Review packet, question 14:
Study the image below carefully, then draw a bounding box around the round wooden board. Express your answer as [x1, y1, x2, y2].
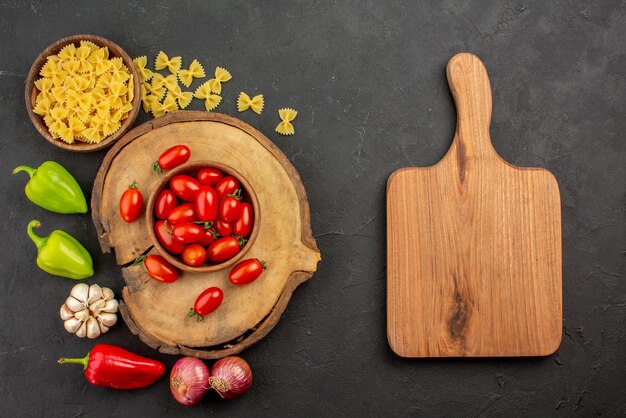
[92, 111, 320, 358]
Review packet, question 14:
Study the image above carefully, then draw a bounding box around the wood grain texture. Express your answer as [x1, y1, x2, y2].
[24, 34, 141, 153]
[387, 53, 562, 357]
[92, 111, 320, 358]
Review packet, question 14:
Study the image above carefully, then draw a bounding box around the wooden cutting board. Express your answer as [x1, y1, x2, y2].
[386, 53, 562, 357]
[92, 111, 320, 359]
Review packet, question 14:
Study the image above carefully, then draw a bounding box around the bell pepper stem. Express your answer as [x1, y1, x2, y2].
[12, 165, 37, 178]
[58, 352, 90, 371]
[27, 220, 47, 249]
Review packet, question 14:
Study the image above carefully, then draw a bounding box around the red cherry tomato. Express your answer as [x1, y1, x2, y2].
[189, 287, 223, 319]
[229, 258, 267, 285]
[215, 176, 240, 199]
[154, 145, 190, 172]
[198, 227, 218, 246]
[170, 175, 201, 201]
[207, 236, 244, 263]
[119, 181, 143, 223]
[195, 186, 219, 222]
[219, 192, 242, 223]
[214, 220, 232, 237]
[172, 223, 205, 243]
[167, 203, 197, 224]
[182, 244, 207, 267]
[155, 189, 177, 220]
[154, 220, 186, 254]
[233, 203, 254, 237]
[143, 254, 179, 283]
[197, 167, 223, 186]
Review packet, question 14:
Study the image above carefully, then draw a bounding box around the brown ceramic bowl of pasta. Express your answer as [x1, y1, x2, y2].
[25, 34, 141, 153]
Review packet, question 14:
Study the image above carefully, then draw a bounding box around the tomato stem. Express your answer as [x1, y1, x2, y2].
[186, 308, 204, 322]
[132, 254, 147, 266]
[164, 220, 174, 236]
[128, 180, 138, 189]
[152, 161, 163, 174]
[236, 236, 247, 248]
[228, 189, 242, 200]
[259, 260, 267, 270]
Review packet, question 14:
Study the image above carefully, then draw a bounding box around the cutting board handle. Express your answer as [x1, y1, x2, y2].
[446, 53, 495, 160]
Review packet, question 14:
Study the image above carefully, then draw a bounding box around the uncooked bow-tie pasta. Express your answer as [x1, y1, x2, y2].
[178, 59, 205, 87]
[133, 56, 154, 82]
[32, 42, 135, 144]
[155, 51, 182, 74]
[275, 108, 297, 135]
[194, 81, 222, 111]
[206, 67, 232, 95]
[237, 92, 264, 114]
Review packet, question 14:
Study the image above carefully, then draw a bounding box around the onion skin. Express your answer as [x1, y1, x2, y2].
[170, 357, 210, 405]
[209, 356, 252, 399]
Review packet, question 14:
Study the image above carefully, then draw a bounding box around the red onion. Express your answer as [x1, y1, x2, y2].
[170, 357, 210, 405]
[209, 356, 252, 398]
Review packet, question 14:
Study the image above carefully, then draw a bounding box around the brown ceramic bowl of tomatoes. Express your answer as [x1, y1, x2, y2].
[146, 160, 260, 273]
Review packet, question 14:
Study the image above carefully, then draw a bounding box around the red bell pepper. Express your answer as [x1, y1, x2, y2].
[58, 344, 165, 389]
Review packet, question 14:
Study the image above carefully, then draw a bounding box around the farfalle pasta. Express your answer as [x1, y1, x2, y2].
[32, 42, 135, 144]
[237, 92, 264, 114]
[194, 81, 222, 111]
[155, 51, 182, 74]
[275, 108, 297, 136]
[133, 56, 154, 82]
[206, 67, 232, 94]
[178, 59, 205, 87]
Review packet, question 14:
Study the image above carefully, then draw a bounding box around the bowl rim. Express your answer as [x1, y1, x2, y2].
[24, 34, 141, 153]
[145, 160, 261, 273]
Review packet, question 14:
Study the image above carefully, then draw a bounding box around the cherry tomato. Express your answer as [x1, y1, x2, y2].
[167, 203, 197, 224]
[143, 254, 179, 283]
[233, 203, 254, 237]
[207, 236, 244, 263]
[215, 176, 240, 199]
[214, 220, 232, 237]
[229, 258, 267, 285]
[119, 181, 143, 223]
[155, 189, 177, 220]
[197, 167, 223, 186]
[189, 286, 224, 320]
[195, 186, 219, 222]
[219, 192, 242, 222]
[170, 175, 201, 201]
[154, 220, 186, 254]
[198, 227, 218, 246]
[172, 223, 205, 243]
[182, 244, 207, 267]
[154, 145, 190, 172]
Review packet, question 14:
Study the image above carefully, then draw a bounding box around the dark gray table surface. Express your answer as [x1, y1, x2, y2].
[1, 1, 624, 416]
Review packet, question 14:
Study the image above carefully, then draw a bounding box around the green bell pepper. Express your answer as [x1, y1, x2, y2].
[27, 220, 94, 280]
[13, 161, 87, 214]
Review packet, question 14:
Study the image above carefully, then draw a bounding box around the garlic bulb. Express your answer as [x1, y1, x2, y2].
[60, 283, 118, 339]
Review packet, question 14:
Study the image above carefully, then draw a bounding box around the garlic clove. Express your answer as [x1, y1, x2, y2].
[87, 284, 103, 305]
[98, 312, 118, 327]
[65, 296, 86, 313]
[97, 317, 110, 334]
[89, 299, 106, 315]
[101, 287, 115, 301]
[75, 321, 87, 338]
[60, 304, 75, 321]
[64, 317, 84, 333]
[74, 308, 91, 321]
[70, 283, 90, 303]
[102, 299, 119, 314]
[86, 317, 100, 339]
